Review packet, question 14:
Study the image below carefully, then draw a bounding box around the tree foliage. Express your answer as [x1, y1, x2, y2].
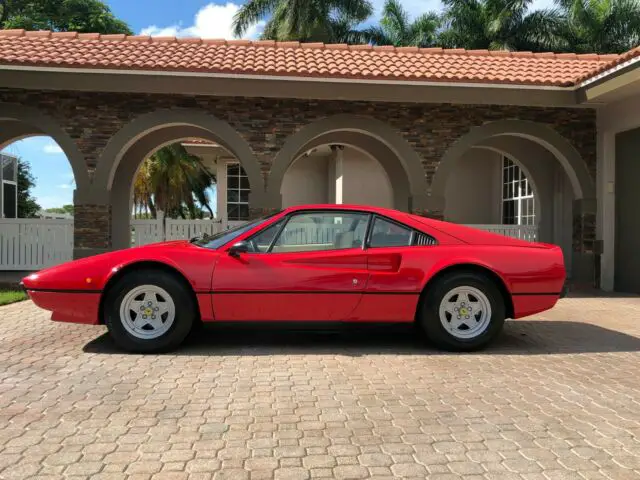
[437, 0, 565, 51]
[0, 0, 132, 34]
[233, 0, 373, 42]
[44, 204, 73, 215]
[232, 0, 640, 53]
[17, 159, 40, 218]
[362, 0, 441, 47]
[133, 143, 216, 220]
[554, 0, 640, 53]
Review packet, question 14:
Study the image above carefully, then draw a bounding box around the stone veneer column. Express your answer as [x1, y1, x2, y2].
[73, 204, 112, 259]
[247, 187, 282, 220]
[571, 198, 597, 287]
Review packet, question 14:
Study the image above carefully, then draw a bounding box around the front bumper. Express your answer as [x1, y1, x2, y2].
[26, 289, 101, 325]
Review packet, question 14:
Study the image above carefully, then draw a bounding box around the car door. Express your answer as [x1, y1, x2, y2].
[211, 210, 371, 321]
[349, 216, 434, 322]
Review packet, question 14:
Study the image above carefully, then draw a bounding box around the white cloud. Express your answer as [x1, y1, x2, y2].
[57, 184, 73, 189]
[43, 143, 63, 155]
[140, 3, 265, 40]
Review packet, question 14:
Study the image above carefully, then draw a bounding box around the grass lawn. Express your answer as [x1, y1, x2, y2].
[0, 290, 28, 306]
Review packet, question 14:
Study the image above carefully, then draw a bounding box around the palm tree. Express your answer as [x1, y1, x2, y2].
[232, 0, 374, 42]
[361, 0, 441, 47]
[132, 143, 216, 220]
[438, 0, 564, 52]
[133, 160, 156, 219]
[554, 0, 640, 54]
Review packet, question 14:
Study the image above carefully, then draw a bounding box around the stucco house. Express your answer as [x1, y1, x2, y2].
[0, 30, 639, 293]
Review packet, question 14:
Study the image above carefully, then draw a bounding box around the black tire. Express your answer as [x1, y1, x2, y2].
[103, 269, 196, 353]
[418, 271, 505, 352]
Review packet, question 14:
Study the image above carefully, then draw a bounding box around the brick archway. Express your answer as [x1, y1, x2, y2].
[93, 109, 264, 196]
[0, 103, 91, 196]
[431, 119, 597, 282]
[266, 114, 430, 212]
[92, 109, 266, 250]
[430, 119, 596, 205]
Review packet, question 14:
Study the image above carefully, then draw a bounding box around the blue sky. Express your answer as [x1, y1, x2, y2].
[1, 0, 553, 210]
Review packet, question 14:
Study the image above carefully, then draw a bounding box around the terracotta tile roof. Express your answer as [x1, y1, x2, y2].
[575, 46, 640, 83]
[0, 29, 625, 87]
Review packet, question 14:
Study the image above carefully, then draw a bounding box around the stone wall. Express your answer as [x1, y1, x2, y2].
[0, 89, 597, 182]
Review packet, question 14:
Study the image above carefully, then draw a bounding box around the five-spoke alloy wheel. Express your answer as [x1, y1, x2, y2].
[419, 271, 505, 351]
[438, 286, 492, 340]
[119, 285, 176, 340]
[104, 269, 196, 353]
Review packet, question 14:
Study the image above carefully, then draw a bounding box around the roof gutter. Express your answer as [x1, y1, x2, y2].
[0, 64, 574, 91]
[0, 64, 582, 107]
[579, 55, 640, 101]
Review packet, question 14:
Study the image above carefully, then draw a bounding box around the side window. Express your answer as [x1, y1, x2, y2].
[271, 212, 370, 253]
[248, 219, 285, 252]
[369, 217, 413, 248]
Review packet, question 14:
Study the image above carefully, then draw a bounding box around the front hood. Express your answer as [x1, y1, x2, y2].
[131, 240, 192, 249]
[21, 240, 215, 293]
[25, 240, 194, 279]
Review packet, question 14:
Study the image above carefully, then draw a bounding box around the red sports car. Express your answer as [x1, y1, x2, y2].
[21, 204, 566, 353]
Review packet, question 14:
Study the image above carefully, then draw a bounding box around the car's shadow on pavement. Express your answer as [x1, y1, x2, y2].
[83, 320, 640, 356]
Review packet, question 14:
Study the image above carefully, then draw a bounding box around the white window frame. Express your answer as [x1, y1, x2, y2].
[501, 157, 536, 226]
[1, 154, 18, 219]
[226, 162, 250, 221]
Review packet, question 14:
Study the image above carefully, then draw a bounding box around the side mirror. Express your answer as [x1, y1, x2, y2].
[228, 241, 249, 257]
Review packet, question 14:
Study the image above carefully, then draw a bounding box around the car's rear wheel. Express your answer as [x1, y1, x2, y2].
[104, 269, 195, 353]
[418, 271, 505, 351]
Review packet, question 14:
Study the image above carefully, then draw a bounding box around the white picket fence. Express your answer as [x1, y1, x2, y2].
[0, 218, 539, 271]
[466, 224, 538, 242]
[0, 219, 74, 271]
[131, 214, 228, 247]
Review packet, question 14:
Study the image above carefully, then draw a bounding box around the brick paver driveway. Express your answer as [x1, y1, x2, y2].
[1, 297, 640, 480]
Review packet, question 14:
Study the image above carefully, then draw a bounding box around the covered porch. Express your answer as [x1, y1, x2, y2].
[0, 30, 607, 286]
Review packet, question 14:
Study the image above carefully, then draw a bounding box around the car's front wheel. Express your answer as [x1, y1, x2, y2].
[418, 271, 505, 351]
[103, 269, 195, 353]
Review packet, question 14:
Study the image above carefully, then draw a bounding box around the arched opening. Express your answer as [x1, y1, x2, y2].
[268, 115, 429, 212]
[281, 138, 396, 210]
[0, 103, 88, 270]
[98, 111, 264, 250]
[443, 148, 541, 227]
[432, 120, 596, 280]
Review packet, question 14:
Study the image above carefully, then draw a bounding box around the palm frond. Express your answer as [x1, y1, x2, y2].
[380, 0, 410, 43]
[515, 8, 568, 51]
[360, 24, 391, 45]
[409, 12, 441, 47]
[232, 0, 278, 38]
[331, 0, 374, 22]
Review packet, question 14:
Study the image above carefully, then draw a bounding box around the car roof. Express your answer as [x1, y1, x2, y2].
[283, 204, 400, 216]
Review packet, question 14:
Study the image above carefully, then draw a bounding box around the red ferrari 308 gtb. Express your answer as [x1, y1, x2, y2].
[21, 204, 566, 353]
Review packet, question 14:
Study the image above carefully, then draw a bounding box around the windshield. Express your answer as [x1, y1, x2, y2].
[191, 212, 281, 250]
